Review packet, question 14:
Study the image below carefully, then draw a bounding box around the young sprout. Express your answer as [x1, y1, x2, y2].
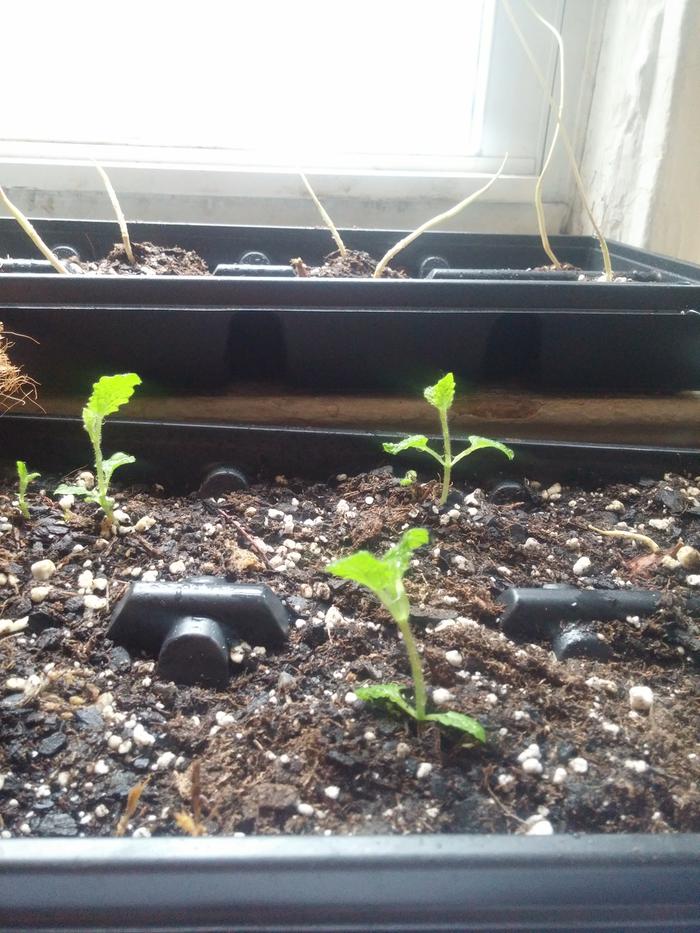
[16, 460, 40, 520]
[383, 373, 514, 506]
[399, 469, 417, 487]
[55, 373, 141, 526]
[326, 528, 485, 742]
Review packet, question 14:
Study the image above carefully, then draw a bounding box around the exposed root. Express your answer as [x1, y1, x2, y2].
[587, 524, 660, 553]
[0, 323, 41, 413]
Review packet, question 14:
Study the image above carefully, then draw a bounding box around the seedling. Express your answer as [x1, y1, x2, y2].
[326, 528, 485, 742]
[16, 460, 40, 520]
[399, 469, 417, 487]
[0, 186, 67, 274]
[55, 373, 141, 525]
[383, 373, 514, 506]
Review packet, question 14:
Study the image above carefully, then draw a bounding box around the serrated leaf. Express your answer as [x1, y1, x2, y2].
[424, 373, 455, 412]
[355, 683, 418, 719]
[466, 436, 515, 460]
[54, 483, 90, 498]
[85, 373, 141, 419]
[102, 452, 135, 484]
[383, 435, 431, 455]
[425, 710, 486, 743]
[326, 550, 394, 593]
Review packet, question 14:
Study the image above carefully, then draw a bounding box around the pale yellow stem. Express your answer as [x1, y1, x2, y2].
[0, 186, 67, 274]
[502, 0, 613, 281]
[588, 525, 660, 553]
[300, 172, 347, 257]
[95, 163, 136, 265]
[373, 152, 509, 279]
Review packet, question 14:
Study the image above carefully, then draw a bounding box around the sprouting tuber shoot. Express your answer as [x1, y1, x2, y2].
[326, 529, 485, 742]
[299, 172, 347, 258]
[55, 373, 141, 525]
[16, 460, 40, 520]
[383, 373, 514, 506]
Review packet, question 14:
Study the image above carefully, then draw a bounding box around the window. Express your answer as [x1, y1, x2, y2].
[0, 1, 603, 226]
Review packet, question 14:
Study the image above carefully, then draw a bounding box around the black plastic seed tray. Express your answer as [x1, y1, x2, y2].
[1, 219, 699, 392]
[0, 418, 699, 931]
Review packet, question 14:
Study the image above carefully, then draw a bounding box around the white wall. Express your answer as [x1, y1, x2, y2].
[568, 0, 700, 264]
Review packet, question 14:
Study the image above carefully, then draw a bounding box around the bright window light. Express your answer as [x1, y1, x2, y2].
[4, 0, 493, 166]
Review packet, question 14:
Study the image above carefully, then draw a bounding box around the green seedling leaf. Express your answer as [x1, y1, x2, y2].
[17, 461, 40, 486]
[424, 372, 455, 412]
[85, 373, 142, 419]
[326, 550, 395, 594]
[102, 452, 135, 484]
[466, 436, 515, 460]
[383, 435, 431, 455]
[383, 527, 429, 578]
[54, 483, 91, 498]
[399, 469, 417, 487]
[356, 683, 418, 719]
[425, 710, 486, 743]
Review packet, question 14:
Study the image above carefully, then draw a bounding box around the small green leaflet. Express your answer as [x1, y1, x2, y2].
[356, 683, 486, 742]
[423, 372, 455, 412]
[85, 373, 142, 419]
[425, 710, 486, 743]
[54, 483, 92, 499]
[399, 469, 417, 487]
[16, 461, 40, 486]
[326, 528, 429, 597]
[102, 452, 135, 484]
[382, 435, 431, 455]
[465, 436, 515, 460]
[355, 683, 417, 718]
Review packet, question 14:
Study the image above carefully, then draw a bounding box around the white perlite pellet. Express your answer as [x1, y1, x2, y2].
[648, 518, 672, 531]
[444, 650, 463, 667]
[521, 758, 543, 776]
[396, 742, 410, 759]
[132, 724, 156, 747]
[93, 760, 109, 775]
[416, 762, 433, 780]
[431, 688, 453, 707]
[134, 516, 156, 533]
[625, 759, 649, 774]
[525, 818, 554, 835]
[297, 802, 315, 816]
[30, 586, 50, 604]
[141, 570, 158, 583]
[569, 757, 588, 774]
[84, 594, 107, 611]
[30, 559, 56, 582]
[573, 556, 592, 577]
[516, 744, 541, 764]
[551, 767, 567, 785]
[169, 560, 186, 575]
[324, 785, 340, 800]
[685, 574, 700, 587]
[155, 752, 176, 770]
[629, 685, 654, 712]
[677, 545, 700, 570]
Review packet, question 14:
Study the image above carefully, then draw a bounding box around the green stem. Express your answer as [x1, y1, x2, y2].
[90, 422, 112, 520]
[438, 407, 452, 506]
[394, 598, 427, 721]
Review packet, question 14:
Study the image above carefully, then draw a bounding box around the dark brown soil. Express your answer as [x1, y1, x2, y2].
[73, 241, 209, 276]
[0, 468, 698, 840]
[291, 249, 406, 278]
